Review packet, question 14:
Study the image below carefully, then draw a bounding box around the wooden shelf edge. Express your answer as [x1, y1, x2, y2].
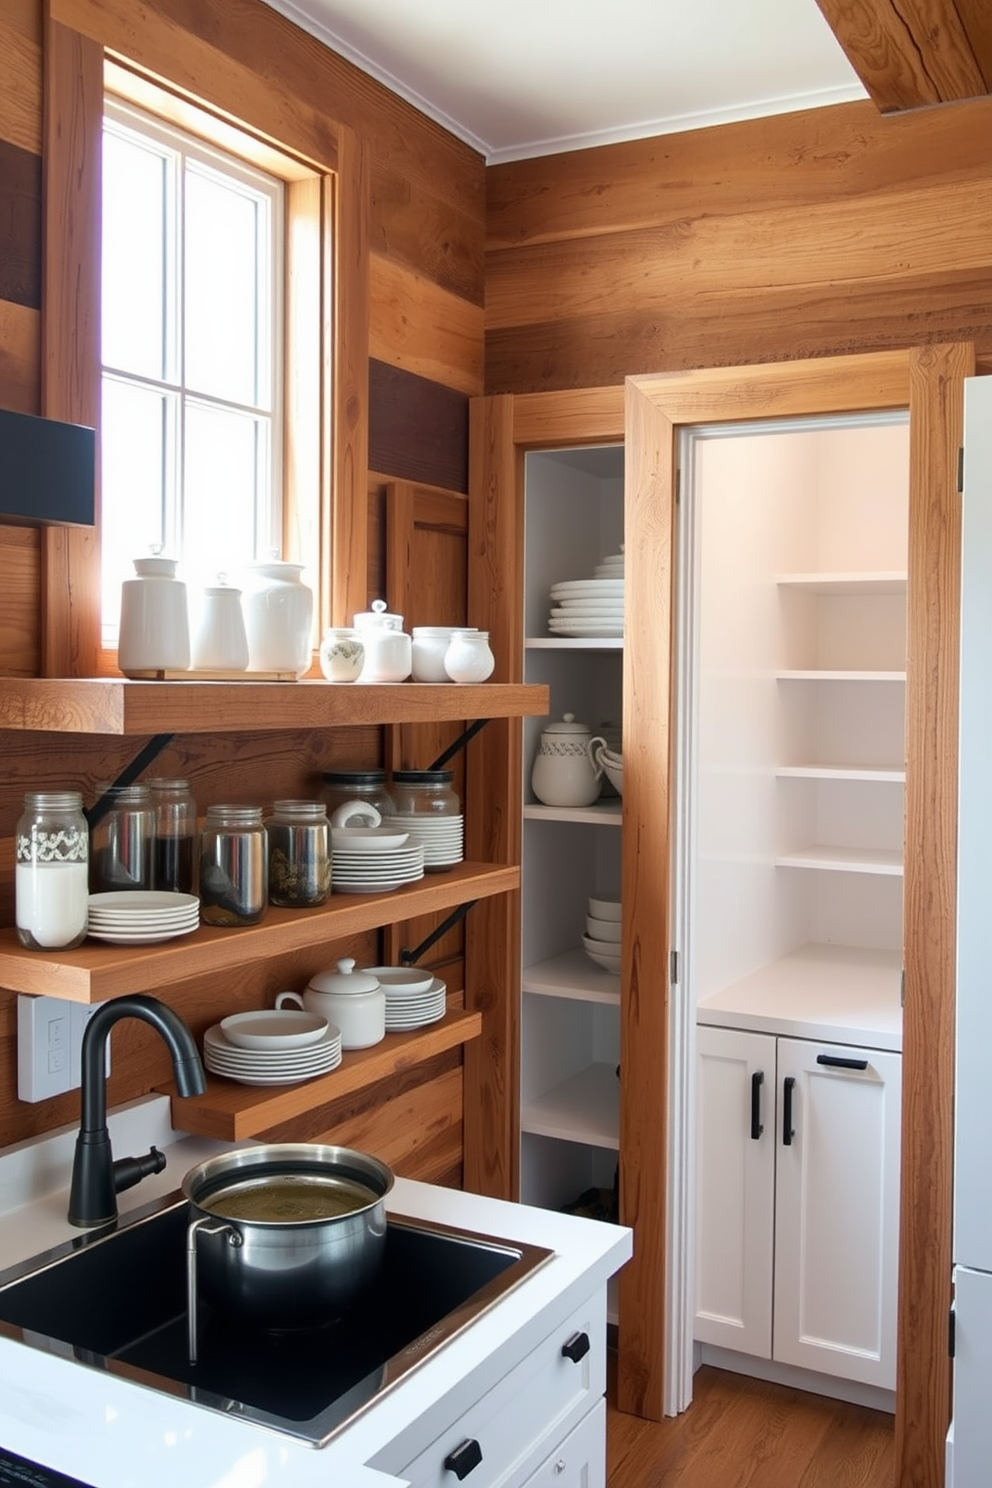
[162, 1004, 483, 1140]
[0, 862, 519, 1003]
[0, 679, 550, 734]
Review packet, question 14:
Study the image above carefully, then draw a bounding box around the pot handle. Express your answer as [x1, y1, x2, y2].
[587, 736, 608, 780]
[187, 1216, 242, 1365]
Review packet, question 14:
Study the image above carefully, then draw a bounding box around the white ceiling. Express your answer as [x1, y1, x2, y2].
[260, 0, 867, 164]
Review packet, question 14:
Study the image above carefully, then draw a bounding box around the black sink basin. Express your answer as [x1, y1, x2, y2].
[0, 1195, 553, 1446]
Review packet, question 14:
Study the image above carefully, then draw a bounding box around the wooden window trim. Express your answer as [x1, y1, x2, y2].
[42, 0, 369, 677]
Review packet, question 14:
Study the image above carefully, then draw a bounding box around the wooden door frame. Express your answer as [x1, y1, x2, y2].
[623, 346, 972, 1488]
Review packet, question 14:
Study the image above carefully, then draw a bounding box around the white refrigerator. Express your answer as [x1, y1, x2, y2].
[951, 373, 992, 1485]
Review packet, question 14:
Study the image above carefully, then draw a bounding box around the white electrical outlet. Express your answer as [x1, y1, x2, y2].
[17, 996, 110, 1103]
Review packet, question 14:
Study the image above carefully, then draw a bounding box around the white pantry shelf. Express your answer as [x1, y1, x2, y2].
[776, 571, 907, 595]
[777, 763, 906, 782]
[523, 948, 621, 1006]
[523, 801, 623, 827]
[521, 1062, 620, 1150]
[775, 845, 903, 876]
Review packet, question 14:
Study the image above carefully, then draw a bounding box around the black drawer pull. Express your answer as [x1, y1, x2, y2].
[561, 1330, 590, 1363]
[783, 1076, 796, 1146]
[444, 1438, 483, 1479]
[816, 1053, 869, 1071]
[750, 1070, 764, 1139]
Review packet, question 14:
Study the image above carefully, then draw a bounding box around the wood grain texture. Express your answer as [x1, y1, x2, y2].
[370, 252, 484, 397]
[370, 159, 483, 306]
[0, 0, 43, 156]
[816, 0, 987, 110]
[330, 123, 370, 628]
[0, 139, 41, 309]
[896, 341, 973, 1488]
[0, 301, 40, 416]
[0, 526, 41, 675]
[369, 360, 470, 493]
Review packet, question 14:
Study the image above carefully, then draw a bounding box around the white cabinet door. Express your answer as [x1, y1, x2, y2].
[773, 1038, 901, 1387]
[520, 1398, 606, 1488]
[694, 1025, 776, 1356]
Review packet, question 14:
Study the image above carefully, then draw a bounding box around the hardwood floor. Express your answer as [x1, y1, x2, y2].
[607, 1362, 895, 1488]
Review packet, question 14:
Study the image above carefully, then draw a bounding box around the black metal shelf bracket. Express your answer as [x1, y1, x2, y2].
[401, 899, 478, 965]
[427, 717, 491, 771]
[84, 732, 175, 829]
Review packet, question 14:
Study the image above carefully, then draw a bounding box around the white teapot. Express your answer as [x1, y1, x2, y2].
[531, 713, 607, 808]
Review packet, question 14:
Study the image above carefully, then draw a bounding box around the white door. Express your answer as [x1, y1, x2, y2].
[773, 1038, 902, 1388]
[694, 1025, 776, 1356]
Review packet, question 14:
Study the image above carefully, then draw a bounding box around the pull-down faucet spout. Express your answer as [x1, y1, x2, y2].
[68, 994, 206, 1228]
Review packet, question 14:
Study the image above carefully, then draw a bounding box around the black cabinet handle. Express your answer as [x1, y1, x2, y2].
[783, 1076, 796, 1146]
[561, 1330, 590, 1363]
[444, 1438, 483, 1480]
[816, 1053, 868, 1071]
[750, 1070, 764, 1139]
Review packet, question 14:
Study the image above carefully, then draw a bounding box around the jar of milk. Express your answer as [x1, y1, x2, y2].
[15, 791, 90, 950]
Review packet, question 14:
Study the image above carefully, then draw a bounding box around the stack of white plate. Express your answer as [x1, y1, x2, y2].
[330, 826, 425, 894]
[548, 548, 625, 638]
[581, 892, 622, 975]
[87, 890, 200, 944]
[381, 814, 464, 870]
[203, 1012, 342, 1086]
[382, 973, 448, 1031]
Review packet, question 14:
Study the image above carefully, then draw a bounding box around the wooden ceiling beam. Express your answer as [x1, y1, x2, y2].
[815, 0, 989, 111]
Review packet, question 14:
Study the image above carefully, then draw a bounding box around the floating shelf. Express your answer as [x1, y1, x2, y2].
[523, 948, 620, 1005]
[525, 638, 623, 652]
[0, 679, 550, 735]
[0, 861, 518, 1003]
[777, 763, 906, 783]
[522, 1062, 620, 1149]
[523, 801, 622, 827]
[775, 845, 903, 876]
[776, 670, 906, 683]
[776, 571, 907, 595]
[161, 1001, 481, 1140]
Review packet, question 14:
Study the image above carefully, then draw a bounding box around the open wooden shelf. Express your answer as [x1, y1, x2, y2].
[0, 679, 550, 735]
[0, 861, 518, 1003]
[161, 1001, 482, 1140]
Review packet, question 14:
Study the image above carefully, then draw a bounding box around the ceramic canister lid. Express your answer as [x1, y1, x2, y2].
[542, 712, 592, 735]
[353, 599, 404, 630]
[308, 956, 381, 996]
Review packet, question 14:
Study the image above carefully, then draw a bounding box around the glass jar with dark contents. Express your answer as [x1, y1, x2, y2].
[146, 777, 197, 894]
[89, 783, 156, 893]
[266, 799, 331, 908]
[199, 804, 267, 926]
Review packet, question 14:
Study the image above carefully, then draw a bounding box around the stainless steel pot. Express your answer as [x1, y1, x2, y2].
[182, 1144, 393, 1345]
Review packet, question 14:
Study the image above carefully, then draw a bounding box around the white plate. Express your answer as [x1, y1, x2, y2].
[548, 623, 624, 637]
[330, 827, 410, 851]
[87, 926, 199, 945]
[88, 891, 199, 913]
[219, 1009, 329, 1050]
[549, 605, 625, 617]
[333, 877, 423, 894]
[205, 1053, 342, 1087]
[88, 910, 200, 928]
[332, 851, 424, 867]
[381, 974, 447, 1001]
[363, 965, 436, 994]
[385, 1006, 446, 1031]
[331, 859, 425, 876]
[550, 579, 625, 596]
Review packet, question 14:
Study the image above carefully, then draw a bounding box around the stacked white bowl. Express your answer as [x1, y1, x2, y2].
[581, 893, 622, 974]
[595, 743, 623, 796]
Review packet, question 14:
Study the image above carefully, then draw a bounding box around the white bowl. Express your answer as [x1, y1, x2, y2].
[330, 826, 409, 851]
[581, 935, 622, 975]
[588, 894, 622, 921]
[220, 1008, 329, 1050]
[362, 964, 436, 994]
[586, 914, 622, 943]
[600, 758, 623, 795]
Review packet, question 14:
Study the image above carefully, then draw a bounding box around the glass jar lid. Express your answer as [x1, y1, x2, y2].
[391, 769, 455, 786]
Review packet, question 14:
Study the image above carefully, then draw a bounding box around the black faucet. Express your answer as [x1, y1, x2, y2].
[68, 994, 207, 1228]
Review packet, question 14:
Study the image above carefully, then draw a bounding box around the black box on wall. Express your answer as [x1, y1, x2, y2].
[0, 407, 95, 527]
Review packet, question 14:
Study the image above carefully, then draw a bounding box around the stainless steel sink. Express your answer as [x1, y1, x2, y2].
[0, 1193, 553, 1446]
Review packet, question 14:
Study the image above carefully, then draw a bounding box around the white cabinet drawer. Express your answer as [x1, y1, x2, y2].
[520, 1397, 606, 1488]
[398, 1299, 605, 1488]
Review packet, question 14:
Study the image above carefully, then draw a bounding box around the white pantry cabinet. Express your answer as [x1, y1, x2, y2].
[695, 1023, 902, 1390]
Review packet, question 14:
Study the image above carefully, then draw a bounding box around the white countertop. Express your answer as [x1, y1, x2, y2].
[696, 943, 903, 1052]
[0, 1098, 631, 1488]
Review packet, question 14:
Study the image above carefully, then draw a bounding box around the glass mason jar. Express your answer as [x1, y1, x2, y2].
[320, 770, 396, 827]
[388, 770, 463, 873]
[199, 805, 268, 926]
[389, 769, 460, 817]
[146, 777, 198, 895]
[89, 783, 156, 894]
[15, 791, 90, 950]
[266, 799, 331, 908]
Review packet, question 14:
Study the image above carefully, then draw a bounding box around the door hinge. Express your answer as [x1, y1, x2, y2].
[958, 445, 965, 494]
[670, 950, 679, 984]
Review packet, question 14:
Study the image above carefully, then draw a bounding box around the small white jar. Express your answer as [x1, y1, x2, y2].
[190, 578, 249, 671]
[278, 958, 385, 1049]
[319, 627, 365, 683]
[444, 629, 495, 683]
[411, 626, 458, 682]
[352, 601, 412, 682]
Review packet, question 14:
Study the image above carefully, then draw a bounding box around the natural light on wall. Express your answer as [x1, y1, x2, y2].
[101, 101, 284, 647]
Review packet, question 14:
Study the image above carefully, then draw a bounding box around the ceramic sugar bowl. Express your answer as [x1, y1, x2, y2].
[530, 713, 608, 808]
[278, 958, 385, 1049]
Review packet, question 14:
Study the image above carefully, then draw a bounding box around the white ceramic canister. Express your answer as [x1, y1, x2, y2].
[319, 627, 365, 683]
[410, 626, 460, 683]
[444, 628, 495, 683]
[277, 958, 385, 1049]
[240, 559, 314, 678]
[352, 600, 412, 682]
[530, 713, 608, 808]
[117, 553, 191, 674]
[190, 577, 249, 671]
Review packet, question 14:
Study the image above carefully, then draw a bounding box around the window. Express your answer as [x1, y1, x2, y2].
[100, 100, 284, 644]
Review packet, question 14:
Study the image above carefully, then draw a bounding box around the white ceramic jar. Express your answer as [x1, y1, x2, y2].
[411, 626, 459, 682]
[240, 560, 313, 678]
[190, 579, 249, 671]
[117, 553, 190, 674]
[278, 958, 385, 1049]
[530, 713, 608, 808]
[444, 628, 495, 683]
[319, 627, 365, 683]
[352, 601, 412, 682]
